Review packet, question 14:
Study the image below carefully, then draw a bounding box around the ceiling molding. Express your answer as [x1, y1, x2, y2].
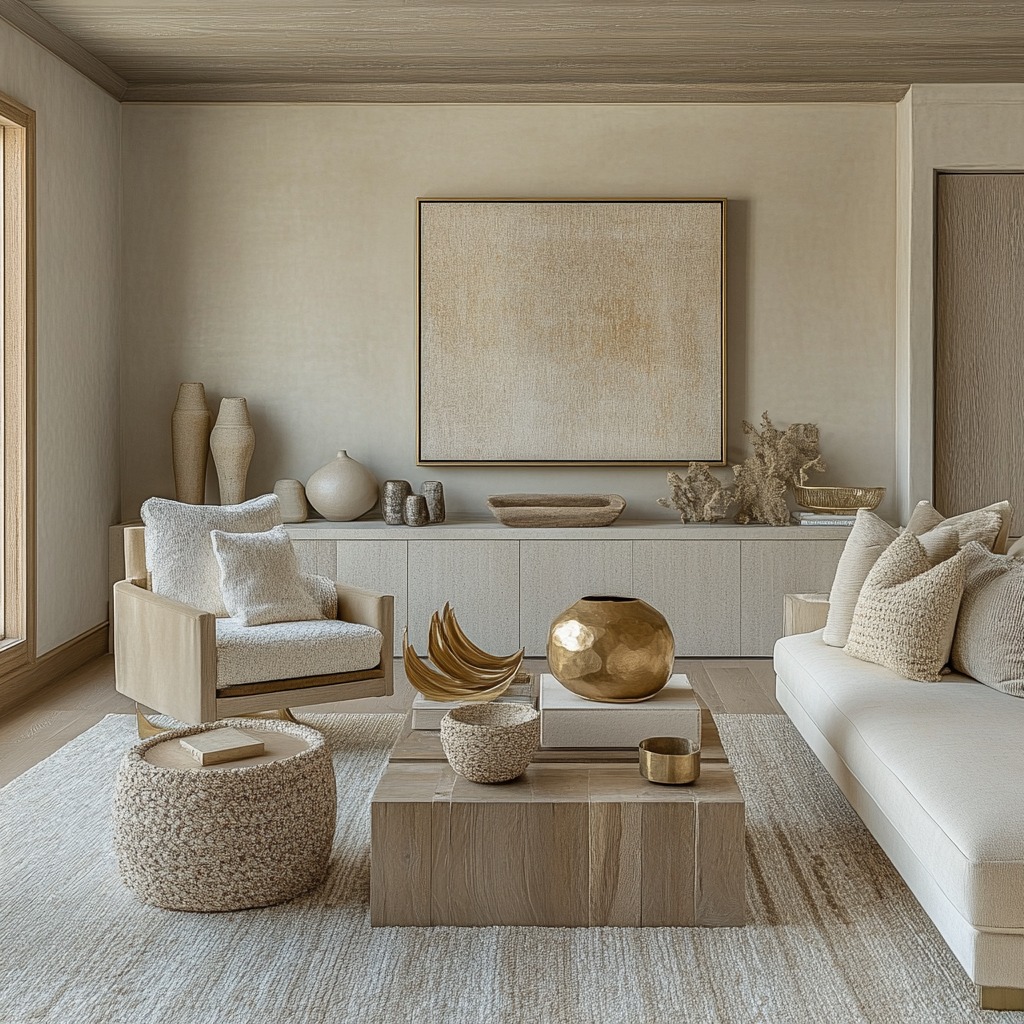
[122, 81, 911, 104]
[0, 0, 125, 99]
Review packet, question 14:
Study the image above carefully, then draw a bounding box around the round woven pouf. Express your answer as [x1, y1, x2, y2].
[113, 718, 336, 912]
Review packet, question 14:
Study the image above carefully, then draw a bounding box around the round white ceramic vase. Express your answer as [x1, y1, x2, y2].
[305, 450, 379, 521]
[210, 397, 255, 506]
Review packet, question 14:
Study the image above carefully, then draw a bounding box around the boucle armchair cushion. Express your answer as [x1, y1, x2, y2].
[211, 525, 325, 627]
[951, 543, 1024, 697]
[845, 530, 968, 682]
[302, 573, 338, 620]
[141, 494, 282, 615]
[215, 618, 383, 688]
[822, 510, 964, 648]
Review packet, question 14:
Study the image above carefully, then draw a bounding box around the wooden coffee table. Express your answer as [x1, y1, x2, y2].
[370, 713, 745, 928]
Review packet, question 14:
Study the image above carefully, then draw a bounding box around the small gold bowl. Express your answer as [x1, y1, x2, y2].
[638, 736, 701, 785]
[793, 485, 885, 514]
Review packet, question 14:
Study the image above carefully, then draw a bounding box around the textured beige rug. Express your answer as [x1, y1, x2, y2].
[1, 712, 1018, 1024]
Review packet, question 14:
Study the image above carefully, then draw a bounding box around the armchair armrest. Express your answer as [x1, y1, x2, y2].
[335, 583, 395, 696]
[113, 579, 218, 724]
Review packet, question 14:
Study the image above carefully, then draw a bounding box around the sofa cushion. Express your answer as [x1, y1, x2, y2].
[906, 498, 1012, 555]
[141, 494, 282, 616]
[215, 618, 383, 688]
[952, 543, 1024, 697]
[211, 525, 325, 627]
[775, 630, 1024, 932]
[844, 530, 967, 682]
[303, 573, 338, 620]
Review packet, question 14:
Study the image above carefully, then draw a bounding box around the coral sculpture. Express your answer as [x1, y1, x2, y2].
[731, 412, 826, 526]
[658, 463, 734, 523]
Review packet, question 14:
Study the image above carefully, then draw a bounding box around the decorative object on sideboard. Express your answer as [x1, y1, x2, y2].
[439, 703, 541, 784]
[209, 397, 255, 505]
[305, 450, 378, 521]
[547, 595, 675, 703]
[731, 412, 825, 526]
[658, 463, 733, 522]
[403, 493, 429, 527]
[422, 480, 446, 523]
[793, 484, 885, 515]
[273, 479, 308, 523]
[170, 382, 212, 504]
[402, 603, 526, 702]
[487, 493, 627, 528]
[639, 736, 701, 785]
[382, 480, 412, 525]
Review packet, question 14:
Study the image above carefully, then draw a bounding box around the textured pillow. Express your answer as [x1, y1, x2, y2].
[951, 543, 1024, 697]
[211, 525, 326, 627]
[302, 573, 338, 620]
[906, 499, 1012, 554]
[141, 494, 282, 615]
[1008, 536, 1024, 558]
[822, 511, 960, 648]
[844, 530, 968, 682]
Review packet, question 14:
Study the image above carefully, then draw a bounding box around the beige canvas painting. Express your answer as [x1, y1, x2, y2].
[417, 199, 726, 464]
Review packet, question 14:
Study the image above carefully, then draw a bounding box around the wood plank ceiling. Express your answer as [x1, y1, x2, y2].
[6, 0, 1024, 102]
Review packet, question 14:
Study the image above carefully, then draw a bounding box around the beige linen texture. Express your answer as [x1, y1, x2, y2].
[844, 530, 968, 682]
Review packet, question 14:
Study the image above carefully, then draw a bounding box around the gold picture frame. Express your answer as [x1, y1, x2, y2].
[417, 198, 727, 466]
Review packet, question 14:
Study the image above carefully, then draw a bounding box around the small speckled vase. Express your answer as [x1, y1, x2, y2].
[403, 493, 429, 527]
[383, 480, 412, 525]
[422, 481, 446, 523]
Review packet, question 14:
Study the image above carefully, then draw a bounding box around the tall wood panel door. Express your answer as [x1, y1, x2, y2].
[935, 173, 1024, 539]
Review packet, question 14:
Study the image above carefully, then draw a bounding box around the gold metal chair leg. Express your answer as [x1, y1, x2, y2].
[238, 708, 300, 725]
[135, 706, 171, 739]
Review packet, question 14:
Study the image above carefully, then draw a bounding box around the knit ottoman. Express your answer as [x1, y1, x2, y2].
[113, 718, 335, 911]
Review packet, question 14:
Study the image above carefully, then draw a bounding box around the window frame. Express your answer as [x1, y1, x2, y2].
[0, 93, 36, 677]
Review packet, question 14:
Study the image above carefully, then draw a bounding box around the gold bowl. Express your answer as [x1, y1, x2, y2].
[793, 485, 885, 514]
[639, 736, 701, 785]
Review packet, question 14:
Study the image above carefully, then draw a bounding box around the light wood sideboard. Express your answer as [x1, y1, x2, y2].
[285, 520, 849, 659]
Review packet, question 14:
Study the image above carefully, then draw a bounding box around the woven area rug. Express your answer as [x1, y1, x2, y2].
[1, 712, 1018, 1024]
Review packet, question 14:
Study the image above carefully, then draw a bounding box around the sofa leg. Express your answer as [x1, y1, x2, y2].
[977, 986, 1024, 1010]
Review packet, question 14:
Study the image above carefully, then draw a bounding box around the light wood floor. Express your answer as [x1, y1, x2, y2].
[0, 655, 781, 788]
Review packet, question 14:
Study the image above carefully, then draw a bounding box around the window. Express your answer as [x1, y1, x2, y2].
[0, 93, 35, 673]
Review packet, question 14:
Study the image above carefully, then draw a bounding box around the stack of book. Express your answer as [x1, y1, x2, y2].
[410, 673, 538, 730]
[791, 510, 857, 527]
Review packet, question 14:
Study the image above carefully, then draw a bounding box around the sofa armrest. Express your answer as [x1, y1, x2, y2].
[113, 579, 218, 723]
[783, 593, 830, 636]
[335, 583, 395, 696]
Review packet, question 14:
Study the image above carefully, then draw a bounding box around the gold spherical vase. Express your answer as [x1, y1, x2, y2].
[547, 595, 675, 703]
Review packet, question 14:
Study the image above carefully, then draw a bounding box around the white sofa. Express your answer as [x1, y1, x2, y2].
[775, 626, 1024, 1010]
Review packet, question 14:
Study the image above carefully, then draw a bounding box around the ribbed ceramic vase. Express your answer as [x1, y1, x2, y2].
[210, 398, 255, 506]
[305, 450, 379, 521]
[547, 596, 675, 703]
[273, 479, 308, 523]
[171, 382, 212, 504]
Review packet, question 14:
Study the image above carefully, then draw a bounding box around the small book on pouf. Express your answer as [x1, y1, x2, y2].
[179, 728, 265, 765]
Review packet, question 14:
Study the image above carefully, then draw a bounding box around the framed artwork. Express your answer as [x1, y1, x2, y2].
[417, 198, 727, 465]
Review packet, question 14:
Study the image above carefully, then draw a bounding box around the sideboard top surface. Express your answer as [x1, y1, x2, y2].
[284, 518, 855, 541]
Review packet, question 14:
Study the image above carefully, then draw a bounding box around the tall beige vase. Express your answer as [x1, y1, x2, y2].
[171, 382, 212, 504]
[210, 397, 255, 505]
[306, 450, 378, 521]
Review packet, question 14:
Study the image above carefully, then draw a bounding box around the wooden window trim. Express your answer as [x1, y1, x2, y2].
[0, 94, 36, 679]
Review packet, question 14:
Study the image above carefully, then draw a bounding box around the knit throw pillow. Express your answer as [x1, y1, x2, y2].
[844, 530, 968, 682]
[211, 525, 326, 627]
[141, 494, 283, 615]
[951, 543, 1024, 697]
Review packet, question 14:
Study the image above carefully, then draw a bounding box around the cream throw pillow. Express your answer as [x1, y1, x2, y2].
[1008, 536, 1024, 558]
[822, 511, 960, 647]
[951, 543, 1024, 697]
[211, 525, 326, 627]
[141, 494, 282, 615]
[906, 499, 1012, 554]
[844, 530, 968, 682]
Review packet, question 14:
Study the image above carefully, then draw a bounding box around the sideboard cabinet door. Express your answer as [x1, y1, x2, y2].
[336, 540, 408, 657]
[739, 540, 845, 657]
[407, 541, 520, 654]
[519, 540, 633, 655]
[632, 540, 740, 657]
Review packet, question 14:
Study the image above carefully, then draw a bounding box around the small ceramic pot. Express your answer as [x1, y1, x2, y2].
[422, 480, 446, 523]
[440, 704, 540, 784]
[383, 480, 412, 525]
[403, 493, 429, 527]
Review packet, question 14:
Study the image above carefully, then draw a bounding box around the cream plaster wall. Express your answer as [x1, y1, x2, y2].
[0, 22, 120, 654]
[898, 84, 1024, 524]
[121, 103, 896, 522]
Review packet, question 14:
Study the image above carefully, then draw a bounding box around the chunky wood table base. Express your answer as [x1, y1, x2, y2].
[370, 758, 745, 927]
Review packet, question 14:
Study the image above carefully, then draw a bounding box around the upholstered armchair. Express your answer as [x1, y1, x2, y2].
[113, 498, 394, 734]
